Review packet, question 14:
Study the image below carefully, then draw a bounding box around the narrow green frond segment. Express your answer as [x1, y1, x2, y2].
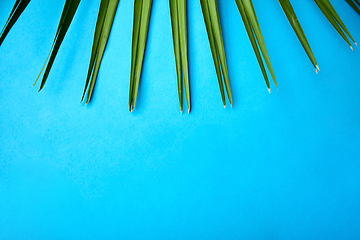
[178, 0, 190, 113]
[200, 0, 232, 107]
[170, 0, 191, 113]
[346, 0, 360, 15]
[314, 0, 356, 49]
[322, 0, 356, 44]
[235, 0, 277, 91]
[200, 0, 225, 106]
[278, 0, 318, 72]
[35, 0, 81, 91]
[235, 0, 269, 90]
[129, 0, 153, 112]
[82, 0, 119, 104]
[0, 0, 31, 46]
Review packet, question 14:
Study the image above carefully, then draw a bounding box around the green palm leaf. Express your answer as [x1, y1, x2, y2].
[2, 1, 359, 110]
[0, 0, 31, 46]
[346, 0, 360, 15]
[200, 0, 233, 107]
[235, 0, 277, 92]
[314, 0, 357, 49]
[278, 0, 319, 73]
[34, 0, 81, 91]
[129, 0, 153, 112]
[82, 0, 119, 104]
[169, 0, 191, 113]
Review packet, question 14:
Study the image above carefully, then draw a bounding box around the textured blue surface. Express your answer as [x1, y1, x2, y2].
[1, 0, 360, 239]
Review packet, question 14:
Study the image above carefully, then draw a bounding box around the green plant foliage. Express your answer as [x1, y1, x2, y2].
[200, 0, 233, 107]
[129, 0, 153, 112]
[278, 0, 319, 73]
[235, 0, 277, 93]
[0, 0, 30, 46]
[34, 0, 81, 91]
[346, 0, 360, 15]
[169, 0, 190, 113]
[0, 0, 358, 111]
[314, 0, 357, 49]
[82, 0, 119, 104]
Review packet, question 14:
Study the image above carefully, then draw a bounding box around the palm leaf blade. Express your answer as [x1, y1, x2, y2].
[83, 0, 119, 104]
[236, 0, 270, 92]
[200, 0, 226, 107]
[242, 0, 277, 88]
[200, 0, 226, 106]
[314, 0, 353, 49]
[82, 0, 110, 102]
[278, 0, 318, 72]
[200, 0, 232, 106]
[235, 0, 270, 91]
[0, 0, 31, 46]
[178, 0, 191, 112]
[207, 0, 233, 106]
[346, 0, 360, 15]
[321, 0, 356, 44]
[129, 0, 143, 111]
[36, 0, 81, 91]
[129, 0, 153, 112]
[169, 0, 183, 112]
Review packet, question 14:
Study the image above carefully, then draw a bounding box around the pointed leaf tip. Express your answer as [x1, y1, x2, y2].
[83, 0, 120, 104]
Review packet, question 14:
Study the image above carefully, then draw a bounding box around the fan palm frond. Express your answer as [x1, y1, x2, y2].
[82, 0, 119, 104]
[1, 1, 358, 111]
[314, 0, 357, 49]
[129, 0, 153, 112]
[200, 0, 233, 107]
[34, 0, 81, 91]
[278, 0, 319, 73]
[0, 0, 30, 46]
[235, 0, 277, 93]
[170, 0, 190, 113]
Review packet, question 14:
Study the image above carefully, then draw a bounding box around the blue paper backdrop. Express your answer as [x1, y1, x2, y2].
[1, 0, 360, 239]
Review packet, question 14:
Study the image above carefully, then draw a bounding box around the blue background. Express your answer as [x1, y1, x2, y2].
[1, 0, 360, 239]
